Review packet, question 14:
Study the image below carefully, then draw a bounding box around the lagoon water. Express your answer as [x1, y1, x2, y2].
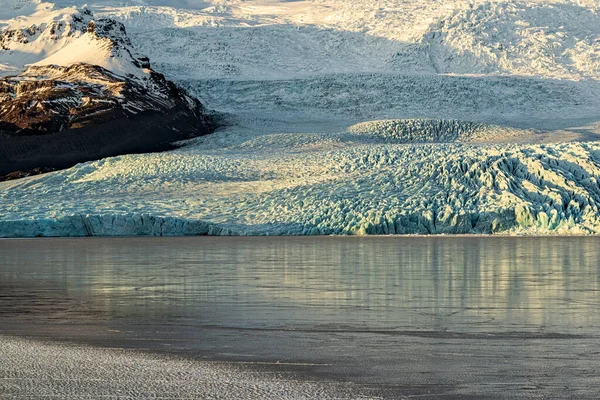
[1, 237, 600, 397]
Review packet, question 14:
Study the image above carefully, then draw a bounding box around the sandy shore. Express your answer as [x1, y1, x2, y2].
[0, 335, 377, 399]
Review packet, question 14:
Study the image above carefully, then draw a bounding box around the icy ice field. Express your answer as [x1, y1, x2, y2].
[2, 0, 600, 236]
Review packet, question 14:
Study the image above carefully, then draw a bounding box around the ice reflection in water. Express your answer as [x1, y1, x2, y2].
[1, 236, 599, 336]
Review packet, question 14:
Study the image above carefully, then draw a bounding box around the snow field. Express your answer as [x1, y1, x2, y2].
[92, 0, 600, 81]
[7, 0, 597, 82]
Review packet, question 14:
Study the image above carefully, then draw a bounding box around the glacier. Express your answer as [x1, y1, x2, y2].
[2, 125, 600, 237]
[1, 0, 600, 237]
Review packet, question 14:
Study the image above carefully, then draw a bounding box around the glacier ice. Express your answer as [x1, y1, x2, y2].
[2, 129, 600, 237]
[346, 120, 538, 144]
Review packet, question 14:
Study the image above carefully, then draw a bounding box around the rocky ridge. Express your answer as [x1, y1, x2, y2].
[0, 7, 214, 178]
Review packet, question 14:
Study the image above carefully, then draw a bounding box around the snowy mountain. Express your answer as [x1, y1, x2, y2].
[1, 0, 600, 236]
[79, 0, 600, 81]
[0, 3, 213, 178]
[0, 2, 92, 76]
[31, 17, 149, 77]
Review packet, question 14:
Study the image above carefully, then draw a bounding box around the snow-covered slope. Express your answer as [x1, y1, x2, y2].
[82, 0, 600, 81]
[0, 2, 151, 78]
[427, 1, 600, 79]
[32, 19, 149, 77]
[0, 2, 90, 76]
[1, 0, 600, 236]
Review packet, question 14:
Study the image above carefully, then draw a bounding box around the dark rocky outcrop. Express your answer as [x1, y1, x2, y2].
[0, 10, 215, 179]
[0, 63, 214, 179]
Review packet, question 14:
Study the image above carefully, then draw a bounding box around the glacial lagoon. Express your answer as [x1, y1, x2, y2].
[1, 236, 600, 397]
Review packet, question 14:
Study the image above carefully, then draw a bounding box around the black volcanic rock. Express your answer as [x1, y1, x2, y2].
[0, 64, 212, 135]
[0, 12, 215, 178]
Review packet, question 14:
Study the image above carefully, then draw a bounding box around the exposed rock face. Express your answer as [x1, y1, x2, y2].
[0, 12, 215, 178]
[0, 64, 214, 177]
[0, 63, 211, 135]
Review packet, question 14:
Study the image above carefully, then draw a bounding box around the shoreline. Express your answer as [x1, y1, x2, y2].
[0, 334, 381, 400]
[1, 233, 598, 239]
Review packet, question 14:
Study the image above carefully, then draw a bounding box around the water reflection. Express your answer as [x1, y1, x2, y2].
[1, 237, 599, 335]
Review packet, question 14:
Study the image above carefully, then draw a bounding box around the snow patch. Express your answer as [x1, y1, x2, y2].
[32, 26, 148, 78]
